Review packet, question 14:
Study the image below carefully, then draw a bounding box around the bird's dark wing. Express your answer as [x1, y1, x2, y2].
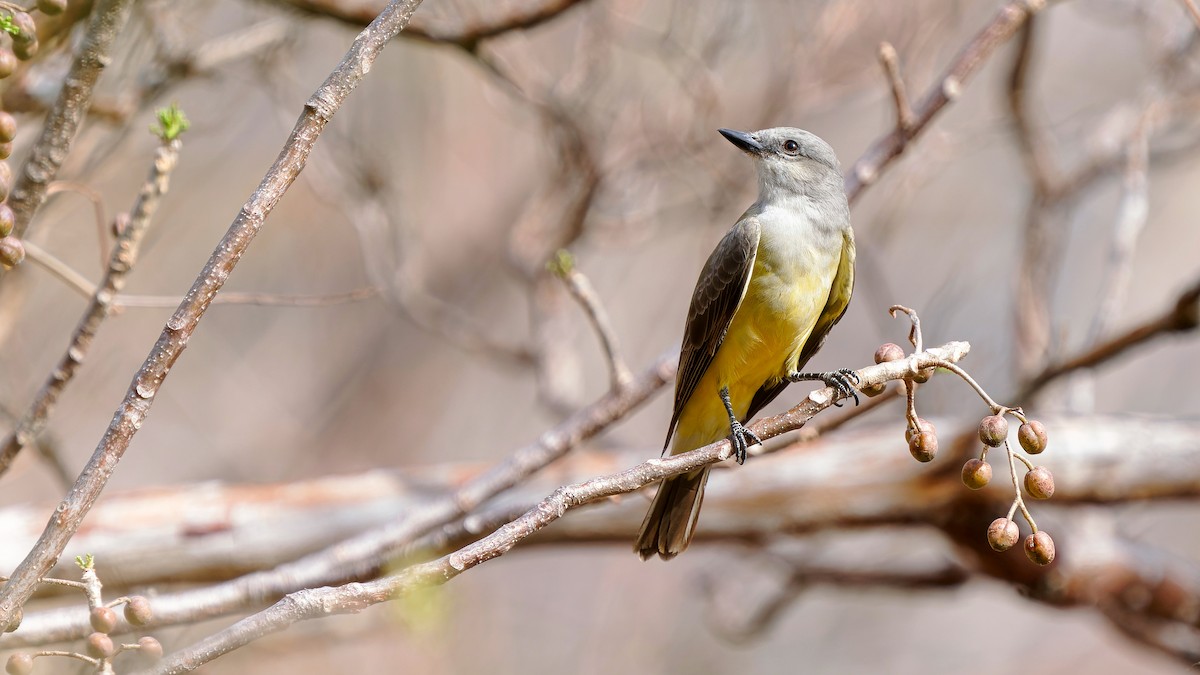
[743, 228, 856, 422]
[664, 218, 761, 450]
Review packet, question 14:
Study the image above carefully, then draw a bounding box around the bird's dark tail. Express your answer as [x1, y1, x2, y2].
[634, 467, 711, 560]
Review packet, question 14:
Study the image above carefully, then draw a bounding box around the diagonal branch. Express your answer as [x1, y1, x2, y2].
[0, 0, 427, 631]
[146, 342, 969, 672]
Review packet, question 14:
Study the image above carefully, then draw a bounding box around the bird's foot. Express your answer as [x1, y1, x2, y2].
[789, 369, 861, 407]
[728, 420, 761, 465]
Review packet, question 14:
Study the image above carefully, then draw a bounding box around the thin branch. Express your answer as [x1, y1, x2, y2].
[0, 0, 428, 631]
[117, 287, 381, 308]
[878, 42, 914, 131]
[1021, 273, 1200, 398]
[20, 241, 96, 299]
[1, 0, 135, 243]
[45, 181, 110, 267]
[0, 140, 182, 477]
[1180, 0, 1200, 32]
[146, 342, 970, 672]
[273, 0, 592, 49]
[550, 253, 633, 392]
[844, 0, 1045, 202]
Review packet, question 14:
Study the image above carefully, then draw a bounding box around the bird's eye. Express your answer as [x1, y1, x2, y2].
[783, 139, 800, 154]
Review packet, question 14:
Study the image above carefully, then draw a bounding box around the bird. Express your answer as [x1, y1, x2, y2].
[634, 127, 857, 560]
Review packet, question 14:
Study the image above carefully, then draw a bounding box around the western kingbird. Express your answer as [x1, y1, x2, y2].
[635, 127, 856, 560]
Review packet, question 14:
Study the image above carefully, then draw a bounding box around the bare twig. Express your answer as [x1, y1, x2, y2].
[45, 182, 110, 266]
[2, 0, 135, 243]
[844, 0, 1045, 202]
[117, 287, 381, 308]
[0, 141, 181, 477]
[549, 251, 633, 392]
[274, 0, 592, 49]
[0, 0, 428, 631]
[20, 241, 97, 300]
[1021, 274, 1200, 398]
[878, 42, 915, 131]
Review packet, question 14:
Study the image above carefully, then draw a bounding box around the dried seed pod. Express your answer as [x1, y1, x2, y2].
[89, 606, 117, 633]
[0, 204, 13, 237]
[911, 368, 932, 383]
[961, 458, 992, 489]
[875, 342, 905, 363]
[0, 235, 24, 268]
[978, 414, 1008, 447]
[36, 0, 67, 16]
[904, 417, 936, 443]
[5, 653, 33, 675]
[1018, 420, 1048, 454]
[0, 112, 15, 143]
[124, 595, 153, 626]
[987, 518, 1020, 551]
[908, 429, 938, 462]
[86, 631, 116, 659]
[0, 50, 16, 79]
[1024, 466, 1055, 499]
[138, 636, 164, 660]
[1024, 531, 1055, 565]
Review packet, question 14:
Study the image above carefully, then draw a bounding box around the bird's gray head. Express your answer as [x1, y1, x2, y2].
[719, 127, 845, 203]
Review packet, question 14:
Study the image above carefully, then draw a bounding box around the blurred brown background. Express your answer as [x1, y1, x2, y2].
[2, 0, 1200, 672]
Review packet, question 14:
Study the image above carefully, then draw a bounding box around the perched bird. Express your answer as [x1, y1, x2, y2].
[635, 127, 857, 560]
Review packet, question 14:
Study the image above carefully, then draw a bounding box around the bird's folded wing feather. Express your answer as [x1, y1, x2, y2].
[664, 217, 761, 449]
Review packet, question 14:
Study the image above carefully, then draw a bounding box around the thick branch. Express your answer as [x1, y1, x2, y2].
[146, 342, 969, 672]
[0, 0, 427, 631]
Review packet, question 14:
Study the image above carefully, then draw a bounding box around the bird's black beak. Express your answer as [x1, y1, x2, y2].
[719, 128, 764, 155]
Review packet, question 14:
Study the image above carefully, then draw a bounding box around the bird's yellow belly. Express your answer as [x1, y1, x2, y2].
[670, 256, 833, 453]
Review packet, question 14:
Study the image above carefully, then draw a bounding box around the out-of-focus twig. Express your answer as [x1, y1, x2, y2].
[20, 241, 97, 299]
[878, 42, 915, 131]
[2, 0, 134, 243]
[117, 287, 381, 308]
[1180, 0, 1200, 31]
[274, 0, 592, 49]
[0, 142, 181, 477]
[548, 250, 633, 392]
[0, 0, 427, 631]
[844, 0, 1045, 203]
[45, 182, 110, 266]
[1021, 274, 1200, 399]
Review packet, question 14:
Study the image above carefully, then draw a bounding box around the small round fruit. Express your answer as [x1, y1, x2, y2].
[138, 636, 163, 660]
[0, 204, 13, 237]
[90, 606, 117, 633]
[9, 13, 36, 45]
[0, 112, 16, 143]
[124, 595, 153, 626]
[0, 236, 25, 268]
[5, 653, 33, 675]
[0, 50, 16, 79]
[961, 458, 992, 489]
[1025, 531, 1055, 565]
[875, 342, 904, 363]
[1018, 420, 1048, 454]
[911, 368, 932, 383]
[86, 631, 115, 659]
[908, 430, 938, 463]
[1024, 466, 1055, 499]
[12, 39, 37, 62]
[978, 414, 1008, 447]
[904, 417, 936, 444]
[0, 142, 12, 160]
[37, 0, 67, 16]
[987, 518, 1020, 551]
